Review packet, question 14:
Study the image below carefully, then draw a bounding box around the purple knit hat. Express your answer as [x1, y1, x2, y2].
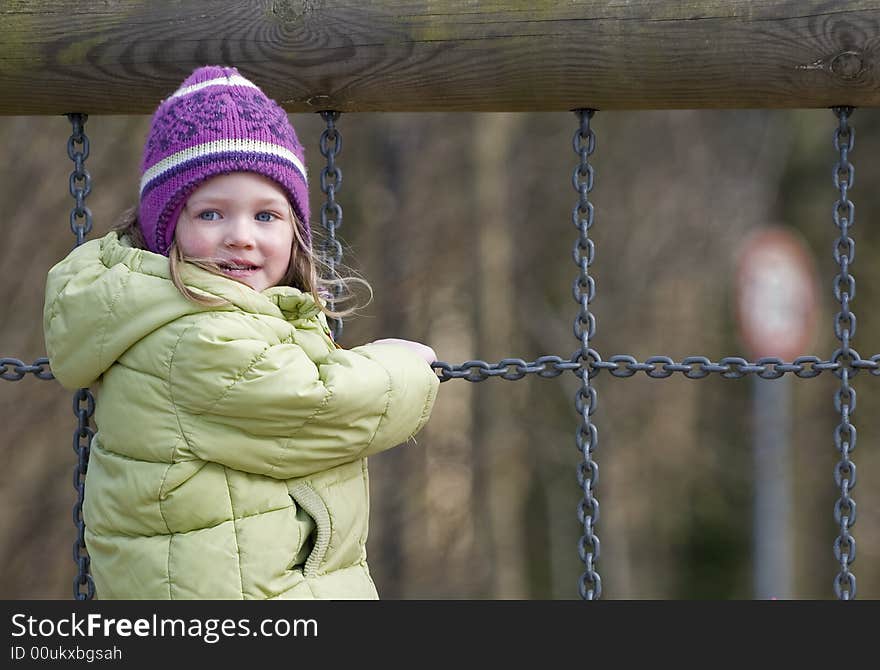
[138, 65, 309, 255]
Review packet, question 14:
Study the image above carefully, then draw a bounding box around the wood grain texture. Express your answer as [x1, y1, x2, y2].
[1, 0, 879, 114]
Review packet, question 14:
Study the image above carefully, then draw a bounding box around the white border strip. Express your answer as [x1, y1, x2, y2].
[140, 139, 307, 194]
[168, 74, 260, 100]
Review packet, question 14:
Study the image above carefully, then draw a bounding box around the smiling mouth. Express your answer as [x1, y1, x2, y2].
[218, 262, 261, 274]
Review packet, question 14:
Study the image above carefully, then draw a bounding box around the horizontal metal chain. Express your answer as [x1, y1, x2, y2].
[597, 353, 880, 379]
[5, 352, 879, 385]
[434, 355, 582, 381]
[433, 352, 880, 382]
[1, 357, 54, 381]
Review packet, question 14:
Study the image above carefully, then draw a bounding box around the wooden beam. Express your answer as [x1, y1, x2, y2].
[1, 1, 879, 115]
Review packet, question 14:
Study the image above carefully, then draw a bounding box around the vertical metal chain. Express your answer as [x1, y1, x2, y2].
[67, 114, 93, 247]
[72, 389, 95, 600]
[831, 106, 857, 600]
[572, 109, 601, 600]
[66, 113, 96, 600]
[319, 111, 344, 342]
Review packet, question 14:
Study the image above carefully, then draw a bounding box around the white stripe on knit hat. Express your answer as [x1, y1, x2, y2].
[168, 74, 260, 100]
[140, 139, 308, 194]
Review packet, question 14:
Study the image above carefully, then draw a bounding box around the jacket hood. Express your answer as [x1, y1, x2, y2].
[43, 231, 322, 389]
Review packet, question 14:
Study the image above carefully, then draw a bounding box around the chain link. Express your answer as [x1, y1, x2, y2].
[66, 113, 96, 600]
[66, 114, 93, 247]
[596, 354, 844, 379]
[71, 387, 95, 600]
[434, 354, 585, 382]
[318, 111, 344, 342]
[0, 357, 55, 381]
[431, 352, 880, 383]
[572, 109, 601, 600]
[11, 351, 869, 385]
[831, 106, 857, 600]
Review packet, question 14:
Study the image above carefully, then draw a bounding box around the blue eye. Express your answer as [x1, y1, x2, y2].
[255, 211, 276, 222]
[198, 211, 220, 221]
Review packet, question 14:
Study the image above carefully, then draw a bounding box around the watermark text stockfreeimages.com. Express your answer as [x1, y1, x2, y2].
[10, 611, 318, 645]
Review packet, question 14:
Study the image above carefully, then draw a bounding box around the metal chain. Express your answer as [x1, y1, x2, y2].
[431, 352, 880, 383]
[9, 351, 874, 385]
[319, 111, 344, 342]
[831, 106, 857, 600]
[72, 388, 95, 600]
[66, 114, 93, 247]
[435, 354, 586, 382]
[0, 357, 55, 381]
[572, 109, 601, 600]
[66, 113, 96, 600]
[594, 354, 861, 379]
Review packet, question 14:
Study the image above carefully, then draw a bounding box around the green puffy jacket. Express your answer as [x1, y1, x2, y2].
[43, 232, 439, 599]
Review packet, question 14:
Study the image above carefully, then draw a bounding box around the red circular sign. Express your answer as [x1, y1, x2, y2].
[735, 226, 819, 360]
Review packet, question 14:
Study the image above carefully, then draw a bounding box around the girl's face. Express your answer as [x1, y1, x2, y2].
[175, 172, 295, 293]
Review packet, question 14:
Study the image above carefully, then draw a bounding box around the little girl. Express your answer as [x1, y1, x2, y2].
[42, 65, 439, 599]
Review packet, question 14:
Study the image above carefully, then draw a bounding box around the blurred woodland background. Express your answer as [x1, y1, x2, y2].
[1, 107, 878, 600]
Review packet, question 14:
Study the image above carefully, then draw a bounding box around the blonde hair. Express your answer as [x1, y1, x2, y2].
[112, 206, 371, 319]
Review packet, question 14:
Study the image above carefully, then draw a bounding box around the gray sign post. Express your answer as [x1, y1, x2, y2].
[736, 227, 819, 600]
[751, 374, 792, 599]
